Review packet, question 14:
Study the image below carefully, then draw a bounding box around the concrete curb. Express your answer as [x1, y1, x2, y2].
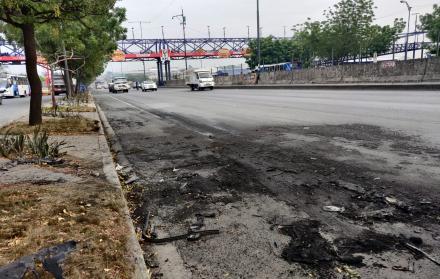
[95, 103, 150, 279]
[215, 83, 440, 91]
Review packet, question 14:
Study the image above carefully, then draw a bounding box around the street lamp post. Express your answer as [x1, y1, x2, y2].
[412, 13, 419, 60]
[207, 25, 211, 39]
[257, 0, 261, 70]
[172, 9, 188, 70]
[247, 25, 250, 40]
[161, 26, 165, 40]
[131, 27, 135, 39]
[283, 26, 286, 39]
[223, 27, 226, 40]
[128, 21, 151, 39]
[400, 0, 412, 61]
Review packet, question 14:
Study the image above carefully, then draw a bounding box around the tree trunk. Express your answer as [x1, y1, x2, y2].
[22, 24, 42, 126]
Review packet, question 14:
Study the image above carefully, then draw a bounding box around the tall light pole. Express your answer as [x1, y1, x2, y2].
[412, 13, 419, 60]
[161, 26, 165, 40]
[131, 27, 135, 39]
[283, 26, 286, 39]
[207, 25, 211, 39]
[257, 0, 261, 70]
[128, 21, 151, 39]
[223, 27, 226, 39]
[400, 0, 412, 61]
[246, 25, 250, 40]
[172, 9, 188, 70]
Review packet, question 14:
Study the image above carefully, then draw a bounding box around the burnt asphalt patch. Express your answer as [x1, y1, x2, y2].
[95, 93, 440, 279]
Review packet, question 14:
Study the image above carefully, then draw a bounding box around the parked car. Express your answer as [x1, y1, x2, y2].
[141, 80, 158, 92]
[112, 80, 130, 93]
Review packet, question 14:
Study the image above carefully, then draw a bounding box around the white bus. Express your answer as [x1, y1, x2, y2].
[0, 75, 30, 98]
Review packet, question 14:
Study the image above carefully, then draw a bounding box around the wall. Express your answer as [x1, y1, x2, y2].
[214, 58, 440, 85]
[165, 79, 185, 87]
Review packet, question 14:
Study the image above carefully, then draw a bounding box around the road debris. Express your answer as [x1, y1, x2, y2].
[279, 220, 336, 265]
[392, 263, 415, 273]
[403, 243, 440, 266]
[143, 229, 220, 244]
[115, 164, 124, 171]
[323, 206, 345, 213]
[335, 265, 361, 279]
[0, 241, 77, 279]
[125, 174, 139, 185]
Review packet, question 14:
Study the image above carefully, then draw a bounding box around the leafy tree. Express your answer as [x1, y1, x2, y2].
[245, 0, 404, 68]
[0, 0, 117, 125]
[420, 4, 440, 56]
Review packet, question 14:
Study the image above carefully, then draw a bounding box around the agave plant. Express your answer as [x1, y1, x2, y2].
[0, 129, 26, 159]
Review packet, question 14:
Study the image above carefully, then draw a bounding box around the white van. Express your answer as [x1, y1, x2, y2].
[185, 69, 215, 91]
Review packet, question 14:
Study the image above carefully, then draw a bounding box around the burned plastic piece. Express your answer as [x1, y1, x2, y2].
[0, 240, 76, 279]
[143, 230, 220, 244]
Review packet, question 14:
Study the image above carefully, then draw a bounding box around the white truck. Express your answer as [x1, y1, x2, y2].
[185, 69, 215, 91]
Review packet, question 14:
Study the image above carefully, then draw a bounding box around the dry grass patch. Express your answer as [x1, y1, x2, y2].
[0, 181, 134, 278]
[0, 116, 100, 135]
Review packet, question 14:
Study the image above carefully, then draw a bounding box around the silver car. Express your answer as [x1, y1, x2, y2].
[141, 80, 158, 92]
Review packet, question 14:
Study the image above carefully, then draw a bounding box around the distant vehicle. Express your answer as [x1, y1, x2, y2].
[141, 80, 158, 92]
[254, 62, 298, 73]
[185, 69, 215, 91]
[95, 81, 106, 89]
[0, 74, 30, 98]
[109, 77, 129, 93]
[112, 80, 130, 93]
[53, 74, 67, 95]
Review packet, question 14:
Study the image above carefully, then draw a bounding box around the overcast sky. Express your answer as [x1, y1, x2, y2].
[6, 0, 440, 76]
[100, 0, 439, 74]
[118, 0, 438, 39]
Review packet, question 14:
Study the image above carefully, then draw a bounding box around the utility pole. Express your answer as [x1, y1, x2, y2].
[207, 25, 211, 39]
[256, 0, 261, 70]
[142, 60, 146, 80]
[161, 26, 165, 40]
[172, 9, 188, 70]
[131, 27, 135, 39]
[223, 27, 226, 39]
[61, 42, 73, 97]
[400, 0, 412, 61]
[437, 31, 440, 57]
[283, 26, 286, 39]
[246, 25, 250, 40]
[412, 13, 419, 60]
[128, 21, 151, 39]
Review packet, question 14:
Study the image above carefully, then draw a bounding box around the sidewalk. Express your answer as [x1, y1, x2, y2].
[0, 96, 148, 278]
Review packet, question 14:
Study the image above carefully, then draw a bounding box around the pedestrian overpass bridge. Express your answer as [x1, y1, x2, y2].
[0, 32, 434, 83]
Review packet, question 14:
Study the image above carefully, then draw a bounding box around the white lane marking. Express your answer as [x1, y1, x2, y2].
[107, 94, 229, 138]
[108, 95, 162, 119]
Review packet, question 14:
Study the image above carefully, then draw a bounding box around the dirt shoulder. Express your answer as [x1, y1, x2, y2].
[96, 94, 440, 279]
[0, 98, 148, 278]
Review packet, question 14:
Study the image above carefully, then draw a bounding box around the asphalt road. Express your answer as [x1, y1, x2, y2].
[98, 88, 440, 146]
[0, 96, 32, 127]
[95, 88, 440, 279]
